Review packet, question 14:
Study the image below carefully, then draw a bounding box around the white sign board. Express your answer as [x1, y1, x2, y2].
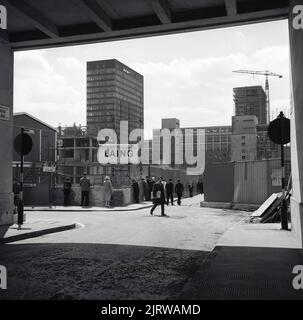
[43, 166, 56, 173]
[97, 144, 139, 164]
[0, 105, 10, 121]
[57, 139, 63, 147]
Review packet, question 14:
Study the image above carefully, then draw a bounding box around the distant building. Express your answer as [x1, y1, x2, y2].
[57, 124, 142, 187]
[56, 124, 101, 184]
[58, 59, 144, 187]
[161, 118, 180, 130]
[13, 113, 57, 206]
[234, 86, 267, 124]
[231, 115, 258, 162]
[86, 59, 144, 138]
[185, 125, 231, 164]
[152, 119, 231, 170]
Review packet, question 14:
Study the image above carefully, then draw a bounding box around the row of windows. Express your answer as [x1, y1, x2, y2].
[87, 73, 143, 89]
[87, 91, 143, 104]
[87, 68, 116, 75]
[88, 98, 142, 108]
[87, 76, 143, 91]
[87, 98, 116, 105]
[206, 136, 231, 143]
[88, 82, 143, 98]
[87, 104, 115, 111]
[87, 74, 115, 81]
[87, 103, 143, 114]
[87, 65, 142, 80]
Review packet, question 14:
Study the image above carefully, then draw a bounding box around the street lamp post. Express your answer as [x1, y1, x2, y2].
[18, 127, 24, 230]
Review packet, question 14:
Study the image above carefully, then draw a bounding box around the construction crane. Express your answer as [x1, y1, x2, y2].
[233, 70, 283, 123]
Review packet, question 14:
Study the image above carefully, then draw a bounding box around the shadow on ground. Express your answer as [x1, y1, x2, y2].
[0, 226, 9, 239]
[181, 245, 303, 300]
[0, 243, 208, 300]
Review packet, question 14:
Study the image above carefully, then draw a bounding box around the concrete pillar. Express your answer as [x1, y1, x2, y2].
[289, 0, 303, 247]
[0, 42, 14, 226]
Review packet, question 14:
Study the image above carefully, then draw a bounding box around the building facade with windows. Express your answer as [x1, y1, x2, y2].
[58, 60, 145, 187]
[231, 115, 258, 162]
[13, 113, 57, 206]
[152, 119, 232, 169]
[234, 86, 267, 125]
[86, 59, 144, 139]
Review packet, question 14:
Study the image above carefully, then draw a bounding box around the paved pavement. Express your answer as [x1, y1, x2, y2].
[24, 201, 153, 212]
[181, 223, 303, 300]
[0, 195, 248, 300]
[0, 220, 77, 244]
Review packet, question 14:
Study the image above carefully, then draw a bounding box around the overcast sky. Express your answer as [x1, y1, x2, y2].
[14, 19, 290, 139]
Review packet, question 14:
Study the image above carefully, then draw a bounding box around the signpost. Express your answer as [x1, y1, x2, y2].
[267, 112, 290, 230]
[13, 128, 33, 229]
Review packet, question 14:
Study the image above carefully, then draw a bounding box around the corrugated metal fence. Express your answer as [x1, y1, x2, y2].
[205, 159, 291, 205]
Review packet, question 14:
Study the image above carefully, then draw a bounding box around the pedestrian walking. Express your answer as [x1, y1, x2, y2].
[12, 177, 20, 214]
[132, 179, 140, 203]
[175, 179, 184, 205]
[197, 179, 204, 194]
[148, 177, 155, 202]
[80, 173, 91, 207]
[188, 182, 193, 197]
[63, 177, 72, 206]
[150, 177, 167, 216]
[165, 179, 174, 205]
[145, 176, 151, 200]
[141, 178, 148, 201]
[104, 176, 113, 208]
[162, 178, 167, 201]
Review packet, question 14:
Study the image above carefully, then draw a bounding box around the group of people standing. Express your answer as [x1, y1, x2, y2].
[63, 174, 203, 211]
[63, 173, 114, 208]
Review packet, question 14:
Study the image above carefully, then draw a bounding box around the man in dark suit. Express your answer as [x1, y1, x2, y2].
[175, 179, 184, 205]
[132, 179, 140, 203]
[148, 176, 155, 202]
[165, 179, 174, 205]
[150, 177, 166, 216]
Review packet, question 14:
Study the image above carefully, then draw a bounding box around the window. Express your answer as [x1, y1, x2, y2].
[242, 156, 246, 160]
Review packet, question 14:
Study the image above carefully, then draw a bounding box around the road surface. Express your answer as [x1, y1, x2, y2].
[0, 196, 248, 300]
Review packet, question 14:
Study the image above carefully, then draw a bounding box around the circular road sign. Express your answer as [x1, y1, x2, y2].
[268, 117, 290, 145]
[14, 133, 33, 156]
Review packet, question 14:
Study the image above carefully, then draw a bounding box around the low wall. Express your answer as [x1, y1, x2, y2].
[53, 186, 133, 207]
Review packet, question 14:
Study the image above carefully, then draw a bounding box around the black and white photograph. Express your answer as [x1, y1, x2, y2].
[0, 0, 303, 315]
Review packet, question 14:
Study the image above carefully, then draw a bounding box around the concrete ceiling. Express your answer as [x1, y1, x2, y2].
[0, 0, 290, 51]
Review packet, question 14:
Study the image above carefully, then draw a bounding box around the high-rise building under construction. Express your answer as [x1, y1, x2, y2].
[233, 86, 267, 124]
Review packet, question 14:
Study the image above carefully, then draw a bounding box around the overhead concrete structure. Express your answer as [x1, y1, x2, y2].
[0, 0, 290, 50]
[1, 0, 303, 247]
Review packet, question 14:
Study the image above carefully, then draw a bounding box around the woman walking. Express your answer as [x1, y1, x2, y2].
[104, 176, 113, 208]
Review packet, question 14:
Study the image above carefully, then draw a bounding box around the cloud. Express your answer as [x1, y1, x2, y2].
[14, 51, 85, 128]
[57, 57, 82, 70]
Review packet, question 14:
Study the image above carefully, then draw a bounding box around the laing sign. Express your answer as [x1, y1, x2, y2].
[0, 5, 7, 30]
